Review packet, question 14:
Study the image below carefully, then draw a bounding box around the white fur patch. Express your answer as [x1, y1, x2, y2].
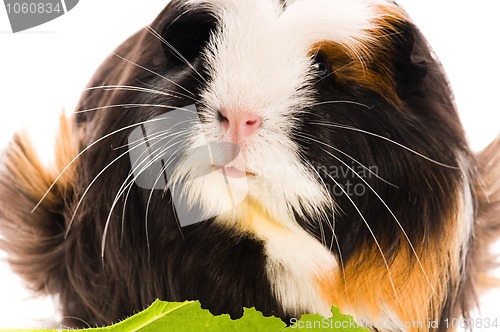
[215, 200, 338, 317]
[261, 224, 337, 318]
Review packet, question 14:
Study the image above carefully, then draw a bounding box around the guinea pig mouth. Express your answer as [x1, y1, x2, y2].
[211, 165, 257, 178]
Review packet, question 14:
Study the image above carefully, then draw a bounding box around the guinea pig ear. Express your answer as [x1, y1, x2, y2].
[391, 22, 431, 96]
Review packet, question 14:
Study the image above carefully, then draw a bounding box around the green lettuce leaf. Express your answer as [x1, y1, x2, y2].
[2, 300, 369, 332]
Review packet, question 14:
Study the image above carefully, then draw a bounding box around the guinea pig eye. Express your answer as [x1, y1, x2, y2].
[161, 10, 217, 68]
[312, 57, 330, 78]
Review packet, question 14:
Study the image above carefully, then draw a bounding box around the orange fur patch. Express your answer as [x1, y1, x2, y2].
[222, 197, 288, 235]
[316, 208, 464, 332]
[5, 114, 78, 210]
[309, 5, 407, 108]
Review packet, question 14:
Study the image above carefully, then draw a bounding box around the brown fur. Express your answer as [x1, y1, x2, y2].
[0, 114, 78, 294]
[465, 138, 500, 302]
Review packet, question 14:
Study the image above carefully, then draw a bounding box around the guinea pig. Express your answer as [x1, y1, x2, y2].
[1, 0, 499, 331]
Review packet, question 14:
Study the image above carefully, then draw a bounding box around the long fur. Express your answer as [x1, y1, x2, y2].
[1, 0, 499, 330]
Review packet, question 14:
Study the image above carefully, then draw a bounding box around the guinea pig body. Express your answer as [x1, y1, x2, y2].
[1, 0, 499, 331]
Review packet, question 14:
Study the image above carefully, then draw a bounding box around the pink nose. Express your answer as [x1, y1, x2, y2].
[219, 109, 262, 142]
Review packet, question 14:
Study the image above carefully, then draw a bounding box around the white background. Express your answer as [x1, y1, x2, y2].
[0, 0, 499, 330]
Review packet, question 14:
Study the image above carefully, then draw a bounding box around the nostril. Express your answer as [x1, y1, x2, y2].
[246, 119, 258, 126]
[240, 113, 261, 138]
[243, 113, 261, 129]
[217, 111, 229, 123]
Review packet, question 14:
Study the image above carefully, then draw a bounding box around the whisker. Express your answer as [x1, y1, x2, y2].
[111, 123, 192, 247]
[32, 106, 197, 213]
[297, 132, 398, 188]
[310, 121, 460, 169]
[302, 158, 334, 247]
[76, 103, 187, 115]
[101, 128, 192, 259]
[318, 166, 399, 300]
[84, 84, 195, 102]
[309, 100, 373, 110]
[68, 135, 153, 238]
[299, 132, 441, 300]
[112, 52, 195, 97]
[303, 158, 349, 302]
[166, 183, 185, 240]
[332, 232, 350, 302]
[139, 80, 202, 103]
[102, 124, 194, 258]
[120, 180, 134, 248]
[141, 136, 192, 261]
